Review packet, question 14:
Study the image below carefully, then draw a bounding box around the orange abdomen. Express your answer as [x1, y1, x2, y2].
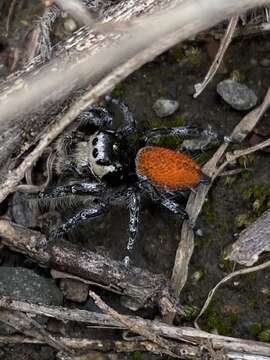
[136, 146, 202, 190]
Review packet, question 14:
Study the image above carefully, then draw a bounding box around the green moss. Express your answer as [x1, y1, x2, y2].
[195, 234, 213, 248]
[259, 329, 270, 342]
[238, 154, 256, 168]
[206, 305, 237, 335]
[202, 201, 216, 222]
[173, 115, 186, 127]
[246, 272, 257, 281]
[182, 305, 200, 320]
[131, 352, 143, 360]
[263, 319, 270, 329]
[218, 246, 234, 272]
[157, 87, 168, 97]
[112, 84, 125, 98]
[218, 223, 228, 236]
[185, 46, 202, 67]
[243, 184, 270, 201]
[249, 322, 262, 336]
[223, 175, 237, 186]
[196, 150, 214, 166]
[170, 46, 185, 63]
[147, 115, 185, 129]
[230, 70, 246, 82]
[159, 232, 169, 243]
[149, 135, 182, 149]
[248, 298, 258, 310]
[191, 270, 204, 282]
[234, 213, 252, 229]
[242, 184, 270, 216]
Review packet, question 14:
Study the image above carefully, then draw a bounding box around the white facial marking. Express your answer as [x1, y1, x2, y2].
[89, 132, 116, 179]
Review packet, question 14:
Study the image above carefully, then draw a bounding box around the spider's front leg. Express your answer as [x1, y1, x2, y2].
[105, 96, 136, 137]
[51, 203, 106, 239]
[38, 181, 106, 238]
[39, 181, 105, 201]
[123, 189, 141, 267]
[78, 106, 113, 129]
[143, 126, 232, 145]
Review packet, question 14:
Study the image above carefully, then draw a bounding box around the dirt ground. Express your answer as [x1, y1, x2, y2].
[0, 1, 270, 359]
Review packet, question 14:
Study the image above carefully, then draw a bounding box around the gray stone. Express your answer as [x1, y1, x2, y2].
[152, 98, 179, 117]
[0, 267, 63, 305]
[217, 79, 257, 111]
[64, 18, 78, 32]
[60, 279, 89, 303]
[260, 58, 270, 67]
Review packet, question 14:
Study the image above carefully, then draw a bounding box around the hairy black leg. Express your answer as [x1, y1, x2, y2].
[39, 181, 105, 200]
[140, 180, 189, 219]
[105, 96, 136, 137]
[78, 106, 113, 129]
[51, 203, 105, 239]
[159, 194, 189, 219]
[142, 126, 232, 145]
[123, 189, 141, 267]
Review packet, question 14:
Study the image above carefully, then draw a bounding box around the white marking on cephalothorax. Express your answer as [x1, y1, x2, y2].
[88, 132, 116, 179]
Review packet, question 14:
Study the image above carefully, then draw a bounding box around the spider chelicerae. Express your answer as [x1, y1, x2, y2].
[39, 96, 230, 266]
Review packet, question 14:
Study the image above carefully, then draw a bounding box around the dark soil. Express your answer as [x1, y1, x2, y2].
[1, 1, 270, 359]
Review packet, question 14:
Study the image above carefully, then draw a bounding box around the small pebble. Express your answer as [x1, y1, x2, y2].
[60, 279, 89, 303]
[260, 58, 270, 67]
[64, 17, 78, 32]
[152, 98, 179, 117]
[250, 58, 258, 66]
[217, 79, 257, 111]
[181, 138, 216, 152]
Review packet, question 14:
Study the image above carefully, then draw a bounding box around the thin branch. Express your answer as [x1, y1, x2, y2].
[1, 296, 270, 358]
[193, 15, 239, 98]
[0, 309, 73, 355]
[0, 335, 176, 355]
[5, 0, 17, 35]
[89, 290, 183, 358]
[194, 259, 270, 328]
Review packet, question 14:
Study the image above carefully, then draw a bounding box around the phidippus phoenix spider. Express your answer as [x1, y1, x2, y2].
[39, 96, 230, 266]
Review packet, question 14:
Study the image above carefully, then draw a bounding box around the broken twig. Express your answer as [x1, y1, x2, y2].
[194, 15, 239, 98]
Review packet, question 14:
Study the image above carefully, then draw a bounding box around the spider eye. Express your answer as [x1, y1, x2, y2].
[81, 211, 88, 220]
[113, 144, 118, 151]
[92, 148, 98, 158]
[92, 137, 98, 146]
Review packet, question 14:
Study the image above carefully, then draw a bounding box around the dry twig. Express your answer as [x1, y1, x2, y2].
[194, 259, 270, 328]
[89, 290, 187, 358]
[1, 295, 270, 358]
[0, 309, 72, 355]
[194, 15, 239, 98]
[5, 0, 17, 35]
[0, 219, 174, 310]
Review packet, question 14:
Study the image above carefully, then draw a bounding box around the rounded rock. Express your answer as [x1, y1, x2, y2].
[64, 18, 78, 32]
[217, 79, 257, 111]
[0, 267, 63, 305]
[152, 98, 179, 117]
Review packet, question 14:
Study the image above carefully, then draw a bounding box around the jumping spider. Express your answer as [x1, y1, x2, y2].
[39, 96, 230, 266]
